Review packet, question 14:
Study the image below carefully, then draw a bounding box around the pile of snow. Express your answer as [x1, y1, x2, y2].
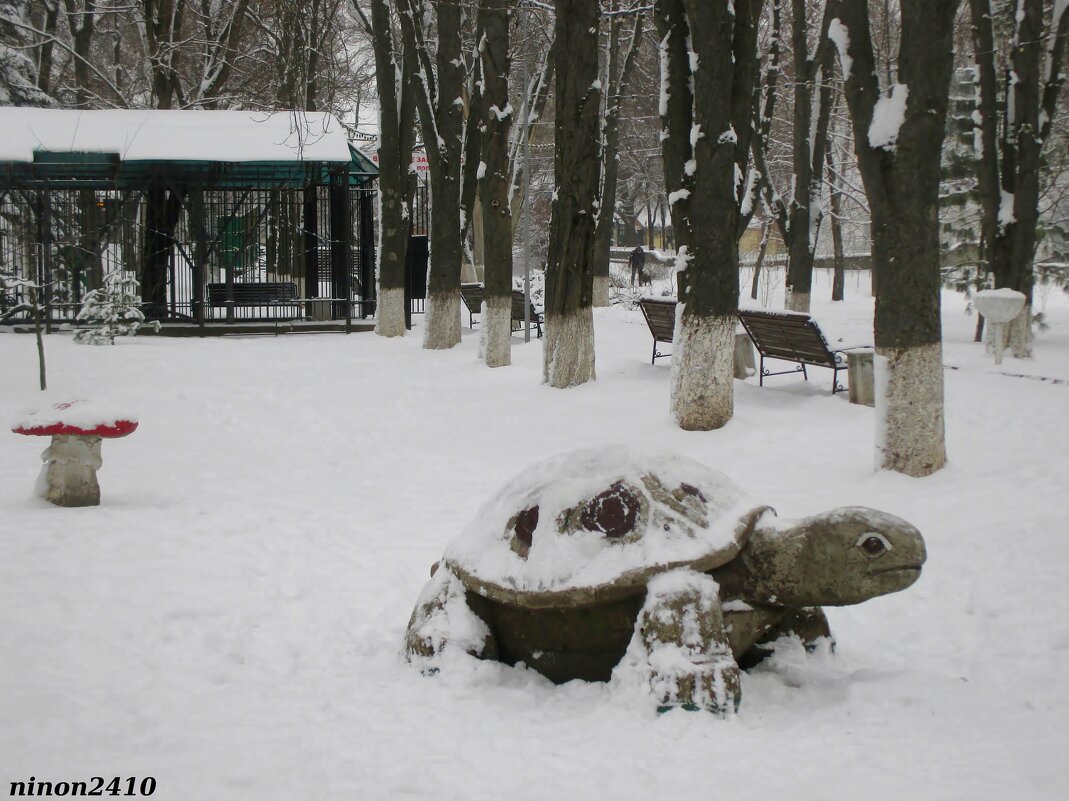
[868, 84, 909, 150]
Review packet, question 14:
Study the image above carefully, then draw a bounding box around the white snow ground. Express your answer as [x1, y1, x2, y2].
[2, 268, 1068, 801]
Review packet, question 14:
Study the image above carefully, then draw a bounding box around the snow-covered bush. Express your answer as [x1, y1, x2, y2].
[74, 271, 158, 345]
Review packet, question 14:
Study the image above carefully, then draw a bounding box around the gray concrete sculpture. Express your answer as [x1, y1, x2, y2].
[404, 447, 926, 714]
[12, 400, 138, 507]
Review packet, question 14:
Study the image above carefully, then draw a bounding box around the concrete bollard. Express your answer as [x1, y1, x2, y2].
[847, 350, 875, 407]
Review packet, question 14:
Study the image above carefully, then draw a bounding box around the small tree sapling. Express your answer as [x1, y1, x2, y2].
[74, 270, 159, 345]
[0, 268, 48, 390]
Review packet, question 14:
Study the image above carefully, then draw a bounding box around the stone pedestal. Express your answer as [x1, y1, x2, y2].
[38, 434, 103, 507]
[847, 350, 875, 407]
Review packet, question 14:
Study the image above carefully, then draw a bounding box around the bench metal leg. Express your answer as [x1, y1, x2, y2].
[832, 366, 846, 394]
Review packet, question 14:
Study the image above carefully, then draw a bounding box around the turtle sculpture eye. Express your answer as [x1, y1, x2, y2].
[856, 532, 892, 557]
[580, 482, 640, 539]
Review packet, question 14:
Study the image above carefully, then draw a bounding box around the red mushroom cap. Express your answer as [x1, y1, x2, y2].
[11, 400, 138, 438]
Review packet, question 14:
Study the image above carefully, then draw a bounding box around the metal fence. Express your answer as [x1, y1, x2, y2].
[1, 185, 377, 325]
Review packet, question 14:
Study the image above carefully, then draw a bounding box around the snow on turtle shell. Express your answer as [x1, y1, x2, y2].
[444, 446, 770, 609]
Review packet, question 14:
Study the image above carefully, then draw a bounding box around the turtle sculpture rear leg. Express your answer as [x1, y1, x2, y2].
[404, 562, 499, 667]
[738, 607, 835, 669]
[624, 569, 741, 715]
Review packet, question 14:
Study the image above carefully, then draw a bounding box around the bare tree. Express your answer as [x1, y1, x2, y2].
[1, 0, 54, 105]
[592, 3, 645, 306]
[828, 0, 960, 477]
[543, 0, 601, 387]
[396, 0, 480, 350]
[763, 0, 835, 312]
[477, 0, 514, 366]
[656, 0, 761, 430]
[354, 0, 418, 336]
[968, 0, 1069, 357]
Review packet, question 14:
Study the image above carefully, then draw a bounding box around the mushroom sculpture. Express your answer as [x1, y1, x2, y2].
[12, 400, 138, 507]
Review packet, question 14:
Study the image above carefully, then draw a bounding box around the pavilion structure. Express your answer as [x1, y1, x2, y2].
[0, 109, 378, 330]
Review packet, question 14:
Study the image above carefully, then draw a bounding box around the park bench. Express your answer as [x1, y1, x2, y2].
[736, 308, 864, 394]
[460, 283, 543, 338]
[206, 281, 300, 316]
[460, 282, 485, 328]
[510, 289, 543, 338]
[638, 297, 755, 377]
[639, 297, 676, 364]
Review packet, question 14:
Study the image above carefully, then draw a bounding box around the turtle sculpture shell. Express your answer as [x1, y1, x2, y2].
[407, 445, 926, 714]
[444, 446, 770, 609]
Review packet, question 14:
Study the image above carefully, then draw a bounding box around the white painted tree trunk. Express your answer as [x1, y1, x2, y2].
[874, 343, 947, 477]
[543, 307, 596, 388]
[592, 275, 610, 307]
[423, 291, 462, 349]
[784, 289, 811, 313]
[374, 287, 406, 338]
[480, 298, 512, 368]
[670, 313, 735, 431]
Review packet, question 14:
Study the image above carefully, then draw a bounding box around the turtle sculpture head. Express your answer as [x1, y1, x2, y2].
[403, 446, 928, 716]
[715, 506, 927, 608]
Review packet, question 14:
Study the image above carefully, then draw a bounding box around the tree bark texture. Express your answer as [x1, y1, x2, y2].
[544, 0, 601, 388]
[478, 0, 513, 367]
[831, 0, 958, 477]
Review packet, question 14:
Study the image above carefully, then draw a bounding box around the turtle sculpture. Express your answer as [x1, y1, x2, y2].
[404, 447, 926, 714]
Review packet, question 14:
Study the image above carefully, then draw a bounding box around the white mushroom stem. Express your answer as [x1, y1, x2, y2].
[37, 434, 104, 507]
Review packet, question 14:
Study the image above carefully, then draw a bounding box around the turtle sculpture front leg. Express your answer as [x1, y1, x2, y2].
[737, 607, 835, 669]
[404, 563, 498, 667]
[627, 569, 741, 715]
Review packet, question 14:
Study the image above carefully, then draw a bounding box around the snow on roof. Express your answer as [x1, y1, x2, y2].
[0, 109, 352, 164]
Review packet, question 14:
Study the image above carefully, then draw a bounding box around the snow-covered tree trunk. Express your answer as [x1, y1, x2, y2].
[478, 0, 513, 368]
[656, 0, 759, 430]
[359, 0, 417, 338]
[830, 0, 957, 477]
[398, 0, 467, 350]
[543, 0, 601, 388]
